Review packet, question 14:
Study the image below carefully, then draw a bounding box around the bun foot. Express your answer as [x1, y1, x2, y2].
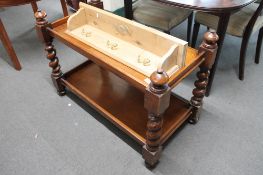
[188, 116, 199, 124]
[142, 145, 162, 169]
[58, 90, 66, 96]
[145, 160, 158, 169]
[188, 108, 201, 124]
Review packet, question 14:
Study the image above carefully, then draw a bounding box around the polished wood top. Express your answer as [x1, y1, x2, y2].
[154, 0, 256, 12]
[0, 0, 39, 7]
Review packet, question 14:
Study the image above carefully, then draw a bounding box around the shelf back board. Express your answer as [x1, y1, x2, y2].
[65, 2, 188, 77]
[49, 18, 203, 91]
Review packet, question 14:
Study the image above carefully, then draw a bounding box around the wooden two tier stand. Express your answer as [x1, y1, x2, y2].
[34, 7, 218, 168]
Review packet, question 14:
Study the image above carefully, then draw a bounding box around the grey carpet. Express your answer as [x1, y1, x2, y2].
[0, 1, 263, 175]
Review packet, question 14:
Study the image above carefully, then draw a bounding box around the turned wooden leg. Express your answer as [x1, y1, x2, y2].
[189, 30, 219, 124]
[189, 70, 209, 124]
[143, 69, 171, 168]
[45, 42, 66, 96]
[0, 18, 22, 70]
[143, 114, 163, 168]
[35, 10, 65, 96]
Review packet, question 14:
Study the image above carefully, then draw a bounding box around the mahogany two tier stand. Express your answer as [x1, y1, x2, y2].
[34, 9, 218, 168]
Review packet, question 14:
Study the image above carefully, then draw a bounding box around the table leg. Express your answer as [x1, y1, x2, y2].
[31, 1, 38, 13]
[205, 13, 230, 96]
[60, 0, 69, 17]
[0, 18, 22, 70]
[124, 0, 133, 19]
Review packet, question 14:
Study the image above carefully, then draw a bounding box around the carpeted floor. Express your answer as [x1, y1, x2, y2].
[0, 1, 262, 175]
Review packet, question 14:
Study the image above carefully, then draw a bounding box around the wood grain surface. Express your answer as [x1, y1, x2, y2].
[62, 61, 192, 145]
[153, 0, 256, 12]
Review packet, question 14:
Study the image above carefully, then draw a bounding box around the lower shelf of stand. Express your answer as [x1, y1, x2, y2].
[62, 61, 192, 145]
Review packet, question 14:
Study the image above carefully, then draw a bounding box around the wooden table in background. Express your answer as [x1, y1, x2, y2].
[124, 0, 256, 96]
[0, 0, 68, 70]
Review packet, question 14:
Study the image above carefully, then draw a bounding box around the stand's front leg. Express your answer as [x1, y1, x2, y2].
[143, 113, 163, 168]
[35, 10, 65, 96]
[143, 69, 171, 168]
[189, 31, 219, 124]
